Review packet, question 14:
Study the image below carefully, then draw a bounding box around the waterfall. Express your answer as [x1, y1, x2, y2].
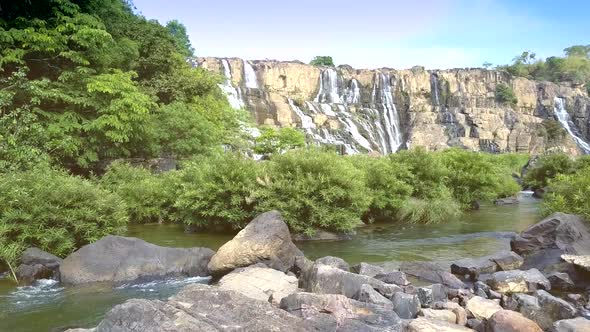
[244, 60, 259, 89]
[554, 97, 590, 153]
[376, 73, 402, 153]
[219, 59, 245, 109]
[430, 73, 440, 106]
[346, 79, 361, 104]
[288, 99, 315, 130]
[315, 68, 341, 104]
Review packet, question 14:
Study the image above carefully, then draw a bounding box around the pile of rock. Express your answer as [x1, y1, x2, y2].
[18, 210, 590, 332]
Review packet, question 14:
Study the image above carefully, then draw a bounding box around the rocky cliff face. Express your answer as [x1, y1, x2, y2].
[195, 57, 590, 155]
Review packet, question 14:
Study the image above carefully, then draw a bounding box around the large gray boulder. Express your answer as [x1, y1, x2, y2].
[301, 263, 402, 299]
[451, 251, 523, 280]
[465, 296, 502, 320]
[405, 318, 474, 332]
[207, 211, 303, 277]
[315, 256, 350, 271]
[351, 262, 386, 277]
[485, 268, 550, 293]
[511, 213, 590, 276]
[391, 292, 420, 319]
[400, 262, 466, 289]
[280, 292, 402, 331]
[81, 284, 311, 332]
[218, 266, 298, 304]
[60, 236, 214, 285]
[16, 247, 62, 284]
[534, 290, 577, 326]
[353, 284, 394, 308]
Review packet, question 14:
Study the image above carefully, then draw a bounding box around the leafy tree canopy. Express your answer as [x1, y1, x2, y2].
[310, 56, 334, 66]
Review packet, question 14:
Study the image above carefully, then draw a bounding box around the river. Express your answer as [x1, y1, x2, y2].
[0, 193, 541, 332]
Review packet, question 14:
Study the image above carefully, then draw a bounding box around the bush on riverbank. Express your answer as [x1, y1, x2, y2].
[523, 153, 590, 189]
[0, 166, 127, 268]
[542, 165, 590, 221]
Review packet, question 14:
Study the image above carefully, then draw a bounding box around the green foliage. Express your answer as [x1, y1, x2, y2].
[397, 189, 461, 225]
[523, 153, 577, 189]
[0, 166, 127, 267]
[166, 20, 194, 57]
[253, 126, 306, 155]
[310, 56, 334, 67]
[482, 62, 493, 69]
[495, 83, 518, 107]
[99, 162, 178, 224]
[542, 166, 590, 221]
[173, 154, 259, 230]
[539, 120, 568, 142]
[256, 150, 371, 234]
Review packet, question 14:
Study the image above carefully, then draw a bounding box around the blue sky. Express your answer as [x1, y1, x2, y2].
[133, 0, 589, 69]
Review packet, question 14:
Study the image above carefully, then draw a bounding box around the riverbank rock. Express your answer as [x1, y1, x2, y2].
[562, 255, 590, 272]
[16, 247, 63, 284]
[535, 290, 578, 325]
[418, 308, 457, 323]
[80, 284, 310, 332]
[391, 292, 420, 319]
[400, 262, 466, 289]
[301, 263, 401, 298]
[315, 256, 350, 271]
[405, 318, 474, 332]
[485, 268, 550, 293]
[547, 272, 576, 291]
[466, 296, 502, 320]
[292, 229, 353, 241]
[280, 292, 402, 331]
[351, 262, 386, 277]
[451, 251, 523, 280]
[486, 310, 543, 332]
[511, 213, 590, 275]
[553, 317, 590, 332]
[60, 236, 214, 285]
[353, 284, 394, 308]
[375, 271, 410, 286]
[218, 266, 297, 304]
[207, 211, 303, 277]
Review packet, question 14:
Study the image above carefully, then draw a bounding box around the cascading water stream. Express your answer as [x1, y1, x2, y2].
[219, 59, 244, 109]
[244, 60, 258, 89]
[431, 73, 440, 106]
[315, 68, 341, 104]
[554, 97, 590, 153]
[376, 73, 402, 153]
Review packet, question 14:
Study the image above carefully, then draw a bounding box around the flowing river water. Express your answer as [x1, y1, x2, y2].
[0, 193, 541, 332]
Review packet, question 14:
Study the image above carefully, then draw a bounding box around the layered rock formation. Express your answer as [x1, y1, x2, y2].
[195, 57, 590, 155]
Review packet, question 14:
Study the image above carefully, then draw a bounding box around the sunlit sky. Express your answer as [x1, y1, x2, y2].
[133, 0, 589, 69]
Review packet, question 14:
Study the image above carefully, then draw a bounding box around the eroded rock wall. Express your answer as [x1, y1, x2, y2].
[195, 57, 590, 155]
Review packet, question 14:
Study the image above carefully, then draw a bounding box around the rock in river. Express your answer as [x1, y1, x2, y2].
[485, 268, 550, 293]
[207, 210, 303, 277]
[16, 247, 63, 284]
[218, 265, 298, 304]
[60, 236, 214, 285]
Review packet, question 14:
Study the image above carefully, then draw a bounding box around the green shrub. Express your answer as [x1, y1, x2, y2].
[256, 150, 370, 234]
[397, 188, 461, 224]
[389, 147, 449, 199]
[310, 56, 335, 66]
[0, 166, 127, 268]
[173, 153, 259, 230]
[496, 83, 518, 107]
[440, 149, 521, 205]
[542, 166, 590, 221]
[351, 156, 413, 223]
[99, 162, 179, 224]
[254, 127, 306, 155]
[523, 153, 576, 189]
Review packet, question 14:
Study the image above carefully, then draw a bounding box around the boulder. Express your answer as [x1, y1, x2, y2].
[450, 251, 523, 280]
[400, 262, 466, 289]
[511, 213, 590, 272]
[83, 284, 310, 332]
[433, 301, 468, 325]
[279, 292, 401, 331]
[315, 256, 350, 271]
[300, 263, 401, 299]
[465, 296, 502, 320]
[554, 317, 590, 332]
[485, 268, 550, 293]
[292, 229, 352, 241]
[374, 271, 410, 286]
[351, 262, 385, 277]
[218, 266, 297, 304]
[16, 247, 62, 284]
[494, 197, 519, 205]
[562, 254, 590, 273]
[417, 287, 434, 308]
[535, 290, 577, 325]
[547, 272, 576, 291]
[391, 292, 420, 319]
[353, 284, 393, 308]
[419, 308, 457, 324]
[60, 236, 214, 285]
[486, 310, 543, 332]
[207, 211, 303, 277]
[405, 318, 474, 332]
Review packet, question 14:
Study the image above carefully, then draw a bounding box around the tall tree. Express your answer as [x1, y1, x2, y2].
[166, 19, 195, 57]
